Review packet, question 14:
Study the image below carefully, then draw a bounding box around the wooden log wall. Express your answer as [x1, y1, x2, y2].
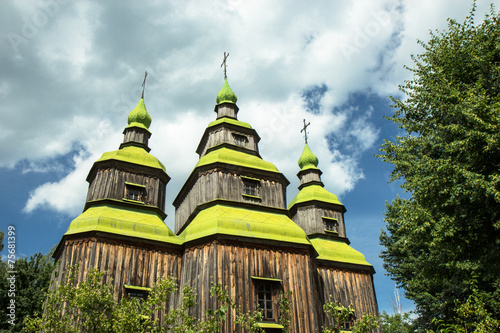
[291, 205, 346, 237]
[317, 266, 379, 330]
[53, 237, 181, 303]
[86, 168, 166, 211]
[198, 127, 258, 157]
[215, 105, 238, 120]
[175, 169, 286, 232]
[123, 128, 149, 146]
[178, 241, 323, 333]
[298, 171, 322, 187]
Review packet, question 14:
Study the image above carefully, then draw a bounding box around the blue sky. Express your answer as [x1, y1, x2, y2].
[0, 0, 497, 315]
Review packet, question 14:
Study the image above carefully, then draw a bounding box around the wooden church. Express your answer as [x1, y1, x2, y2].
[52, 65, 379, 332]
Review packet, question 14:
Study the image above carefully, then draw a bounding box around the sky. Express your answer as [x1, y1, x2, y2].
[0, 0, 497, 315]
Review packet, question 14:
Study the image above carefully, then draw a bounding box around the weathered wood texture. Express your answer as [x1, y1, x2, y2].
[299, 171, 322, 188]
[86, 168, 166, 211]
[215, 105, 238, 120]
[198, 127, 258, 157]
[291, 205, 346, 237]
[178, 241, 323, 333]
[175, 169, 286, 233]
[53, 237, 181, 302]
[123, 128, 150, 146]
[317, 266, 379, 331]
[53, 237, 379, 332]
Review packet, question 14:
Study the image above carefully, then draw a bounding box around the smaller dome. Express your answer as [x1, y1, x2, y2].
[127, 98, 152, 129]
[216, 78, 238, 105]
[298, 144, 319, 170]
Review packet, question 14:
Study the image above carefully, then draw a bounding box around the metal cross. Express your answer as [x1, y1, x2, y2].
[141, 71, 148, 99]
[301, 119, 311, 144]
[221, 52, 229, 79]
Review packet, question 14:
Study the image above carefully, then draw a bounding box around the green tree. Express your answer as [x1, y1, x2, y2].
[379, 3, 500, 329]
[0, 248, 55, 333]
[321, 300, 356, 333]
[352, 314, 380, 333]
[431, 284, 500, 333]
[379, 311, 414, 333]
[25, 268, 265, 333]
[321, 299, 380, 333]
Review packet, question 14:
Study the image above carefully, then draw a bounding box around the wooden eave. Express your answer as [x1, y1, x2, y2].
[288, 199, 347, 216]
[86, 159, 170, 184]
[172, 162, 290, 208]
[195, 120, 261, 156]
[53, 230, 183, 260]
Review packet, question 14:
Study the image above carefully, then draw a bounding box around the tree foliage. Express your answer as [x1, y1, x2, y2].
[24, 267, 266, 333]
[431, 284, 500, 333]
[379, 2, 500, 329]
[321, 298, 380, 333]
[379, 311, 414, 333]
[0, 247, 55, 333]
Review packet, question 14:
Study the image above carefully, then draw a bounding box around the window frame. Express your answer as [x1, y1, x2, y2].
[124, 182, 146, 203]
[232, 132, 249, 147]
[123, 284, 151, 305]
[251, 276, 282, 323]
[322, 216, 339, 233]
[241, 176, 261, 200]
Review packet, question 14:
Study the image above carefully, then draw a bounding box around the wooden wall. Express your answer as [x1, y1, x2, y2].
[291, 205, 346, 237]
[123, 128, 149, 147]
[178, 241, 323, 333]
[53, 237, 380, 332]
[175, 169, 286, 232]
[198, 127, 258, 157]
[53, 237, 181, 302]
[86, 168, 166, 211]
[317, 266, 379, 330]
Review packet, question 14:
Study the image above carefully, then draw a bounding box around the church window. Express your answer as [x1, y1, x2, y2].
[257, 282, 274, 319]
[322, 216, 339, 233]
[245, 182, 257, 196]
[341, 313, 356, 330]
[252, 277, 282, 322]
[124, 182, 146, 202]
[232, 133, 248, 146]
[124, 285, 151, 306]
[241, 176, 261, 200]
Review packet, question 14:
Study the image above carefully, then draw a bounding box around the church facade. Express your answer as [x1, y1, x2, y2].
[52, 75, 379, 332]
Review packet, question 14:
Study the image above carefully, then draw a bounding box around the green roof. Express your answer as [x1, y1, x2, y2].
[196, 147, 279, 173]
[208, 117, 252, 129]
[179, 204, 311, 245]
[310, 238, 372, 266]
[288, 184, 343, 209]
[216, 78, 237, 105]
[127, 98, 151, 130]
[97, 145, 166, 172]
[65, 204, 182, 245]
[298, 144, 319, 170]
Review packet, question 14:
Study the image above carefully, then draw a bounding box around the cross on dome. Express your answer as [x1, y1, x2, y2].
[301, 119, 311, 144]
[221, 52, 229, 79]
[141, 71, 148, 99]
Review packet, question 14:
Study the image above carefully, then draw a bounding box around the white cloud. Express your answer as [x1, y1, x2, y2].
[24, 151, 94, 215]
[0, 0, 489, 217]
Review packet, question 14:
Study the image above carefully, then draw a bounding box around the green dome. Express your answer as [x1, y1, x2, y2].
[127, 98, 151, 129]
[216, 78, 237, 105]
[298, 144, 319, 170]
